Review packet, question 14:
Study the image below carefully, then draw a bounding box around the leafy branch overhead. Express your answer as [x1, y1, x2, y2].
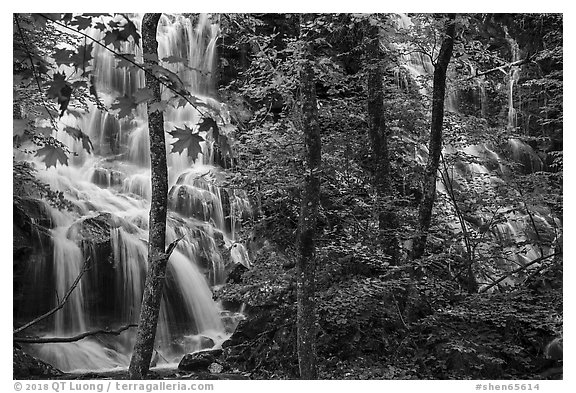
[15, 12, 229, 170]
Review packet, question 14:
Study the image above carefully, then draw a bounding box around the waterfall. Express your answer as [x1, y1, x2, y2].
[391, 15, 559, 285]
[17, 14, 251, 371]
[505, 27, 520, 130]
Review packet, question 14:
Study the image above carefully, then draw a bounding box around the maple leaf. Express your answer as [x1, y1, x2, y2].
[103, 29, 121, 48]
[35, 144, 68, 168]
[94, 22, 107, 31]
[45, 72, 68, 99]
[110, 95, 137, 119]
[119, 17, 141, 46]
[52, 48, 76, 67]
[70, 15, 93, 30]
[53, 44, 93, 72]
[169, 125, 204, 159]
[45, 72, 73, 117]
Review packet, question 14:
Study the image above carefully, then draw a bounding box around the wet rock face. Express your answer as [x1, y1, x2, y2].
[13, 346, 62, 379]
[13, 198, 54, 321]
[13, 198, 53, 262]
[65, 213, 135, 319]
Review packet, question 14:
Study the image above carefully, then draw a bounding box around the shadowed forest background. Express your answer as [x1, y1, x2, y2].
[13, 12, 562, 380]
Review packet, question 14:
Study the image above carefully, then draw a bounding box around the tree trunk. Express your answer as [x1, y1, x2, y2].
[128, 13, 168, 380]
[412, 15, 456, 260]
[365, 23, 399, 263]
[296, 15, 321, 380]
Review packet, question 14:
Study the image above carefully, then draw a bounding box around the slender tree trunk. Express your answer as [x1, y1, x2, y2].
[412, 15, 456, 260]
[296, 14, 321, 380]
[128, 13, 168, 379]
[365, 23, 399, 263]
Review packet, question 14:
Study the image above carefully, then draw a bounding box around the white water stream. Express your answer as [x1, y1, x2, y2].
[17, 14, 250, 371]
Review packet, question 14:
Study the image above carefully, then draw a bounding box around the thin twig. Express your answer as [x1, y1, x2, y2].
[14, 324, 137, 344]
[392, 293, 408, 329]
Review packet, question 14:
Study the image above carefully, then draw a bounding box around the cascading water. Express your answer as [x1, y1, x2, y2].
[392, 14, 559, 275]
[505, 26, 520, 130]
[15, 14, 251, 371]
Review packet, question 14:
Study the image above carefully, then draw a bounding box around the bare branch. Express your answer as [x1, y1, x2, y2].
[466, 58, 532, 80]
[13, 257, 91, 335]
[14, 324, 137, 344]
[479, 252, 561, 293]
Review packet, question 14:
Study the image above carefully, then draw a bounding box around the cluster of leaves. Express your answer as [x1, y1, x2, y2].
[14, 12, 239, 219]
[13, 161, 75, 211]
[13, 13, 144, 166]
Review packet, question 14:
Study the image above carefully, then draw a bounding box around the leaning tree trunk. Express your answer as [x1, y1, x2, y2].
[365, 23, 399, 264]
[412, 15, 456, 260]
[128, 13, 168, 379]
[296, 14, 321, 380]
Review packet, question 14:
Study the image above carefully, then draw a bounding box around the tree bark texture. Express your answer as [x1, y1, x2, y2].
[412, 15, 456, 260]
[296, 15, 321, 380]
[128, 13, 168, 380]
[365, 24, 399, 263]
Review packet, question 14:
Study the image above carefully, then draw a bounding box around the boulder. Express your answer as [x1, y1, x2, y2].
[67, 213, 115, 247]
[13, 346, 62, 379]
[178, 349, 223, 371]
